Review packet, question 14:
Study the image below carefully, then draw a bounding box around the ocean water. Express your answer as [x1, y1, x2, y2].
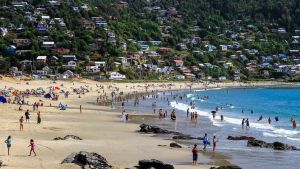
[123, 87, 300, 169]
[172, 87, 300, 143]
[170, 87, 300, 169]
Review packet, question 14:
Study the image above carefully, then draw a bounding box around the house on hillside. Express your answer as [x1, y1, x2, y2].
[95, 61, 106, 68]
[174, 60, 184, 67]
[86, 66, 100, 73]
[36, 56, 47, 63]
[62, 55, 77, 63]
[13, 39, 31, 46]
[63, 61, 76, 69]
[42, 42, 55, 48]
[109, 72, 126, 80]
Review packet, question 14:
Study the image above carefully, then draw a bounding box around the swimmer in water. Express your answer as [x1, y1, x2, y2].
[257, 115, 263, 121]
[268, 117, 272, 125]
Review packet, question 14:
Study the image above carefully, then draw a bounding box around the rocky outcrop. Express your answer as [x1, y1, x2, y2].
[210, 165, 242, 169]
[137, 159, 174, 169]
[62, 151, 113, 169]
[247, 139, 298, 151]
[54, 135, 82, 140]
[227, 136, 255, 141]
[169, 142, 182, 148]
[172, 135, 202, 140]
[139, 124, 174, 134]
[139, 124, 201, 140]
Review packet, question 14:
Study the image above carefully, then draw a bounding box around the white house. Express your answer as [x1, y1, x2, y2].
[36, 56, 47, 63]
[95, 61, 106, 68]
[86, 66, 100, 73]
[109, 72, 126, 80]
[42, 41, 55, 48]
[63, 61, 76, 69]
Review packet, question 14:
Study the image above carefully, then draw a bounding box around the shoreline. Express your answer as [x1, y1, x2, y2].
[0, 78, 298, 168]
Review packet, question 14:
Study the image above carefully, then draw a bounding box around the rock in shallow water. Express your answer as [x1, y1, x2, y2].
[62, 151, 113, 169]
[247, 139, 298, 150]
[227, 136, 255, 140]
[138, 159, 174, 169]
[210, 165, 242, 169]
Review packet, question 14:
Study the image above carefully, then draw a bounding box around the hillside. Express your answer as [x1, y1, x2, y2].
[0, 0, 300, 81]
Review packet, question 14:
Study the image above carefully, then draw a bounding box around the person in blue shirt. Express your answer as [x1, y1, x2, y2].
[203, 133, 210, 151]
[5, 136, 12, 155]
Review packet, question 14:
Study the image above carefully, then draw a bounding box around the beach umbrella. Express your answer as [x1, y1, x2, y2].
[55, 86, 61, 90]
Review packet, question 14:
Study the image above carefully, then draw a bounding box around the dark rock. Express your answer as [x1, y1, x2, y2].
[227, 136, 255, 141]
[62, 151, 113, 169]
[273, 141, 298, 150]
[247, 139, 273, 148]
[139, 124, 174, 134]
[210, 165, 242, 169]
[138, 159, 174, 169]
[172, 135, 202, 140]
[139, 124, 201, 140]
[247, 139, 299, 151]
[170, 142, 182, 148]
[54, 135, 82, 140]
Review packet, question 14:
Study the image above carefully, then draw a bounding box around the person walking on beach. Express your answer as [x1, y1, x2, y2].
[28, 139, 36, 156]
[203, 133, 209, 151]
[5, 136, 12, 155]
[19, 116, 24, 131]
[80, 105, 82, 113]
[192, 144, 199, 165]
[25, 110, 30, 122]
[213, 136, 217, 152]
[187, 108, 190, 117]
[37, 111, 41, 124]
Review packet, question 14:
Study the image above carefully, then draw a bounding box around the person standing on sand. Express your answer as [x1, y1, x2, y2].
[5, 136, 12, 155]
[187, 108, 190, 117]
[192, 144, 199, 165]
[213, 136, 217, 152]
[28, 139, 36, 156]
[25, 110, 30, 122]
[19, 116, 24, 131]
[37, 111, 41, 124]
[80, 105, 82, 113]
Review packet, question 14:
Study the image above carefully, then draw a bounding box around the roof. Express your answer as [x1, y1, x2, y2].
[174, 60, 184, 63]
[42, 42, 55, 45]
[36, 56, 47, 60]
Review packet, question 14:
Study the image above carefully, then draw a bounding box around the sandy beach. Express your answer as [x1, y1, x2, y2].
[0, 77, 292, 169]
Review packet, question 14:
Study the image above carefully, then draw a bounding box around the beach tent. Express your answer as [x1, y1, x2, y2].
[36, 87, 44, 94]
[0, 96, 7, 103]
[44, 93, 52, 99]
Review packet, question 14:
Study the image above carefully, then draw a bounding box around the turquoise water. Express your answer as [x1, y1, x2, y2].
[123, 87, 300, 168]
[171, 87, 300, 144]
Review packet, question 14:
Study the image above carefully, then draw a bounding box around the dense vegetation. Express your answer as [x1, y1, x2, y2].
[0, 0, 300, 80]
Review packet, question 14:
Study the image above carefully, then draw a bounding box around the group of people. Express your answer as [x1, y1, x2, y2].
[192, 133, 217, 165]
[2, 136, 36, 156]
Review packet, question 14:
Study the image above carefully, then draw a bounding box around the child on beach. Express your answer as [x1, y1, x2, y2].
[192, 144, 199, 165]
[28, 139, 36, 156]
[5, 136, 12, 155]
[19, 116, 24, 131]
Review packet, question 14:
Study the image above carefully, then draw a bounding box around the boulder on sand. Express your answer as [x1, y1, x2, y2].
[54, 135, 82, 140]
[138, 159, 174, 169]
[170, 142, 182, 148]
[62, 151, 113, 169]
